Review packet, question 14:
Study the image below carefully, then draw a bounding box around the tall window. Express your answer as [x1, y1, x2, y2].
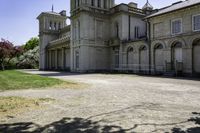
[91, 0, 94, 6]
[171, 19, 182, 35]
[78, 20, 80, 40]
[193, 14, 200, 31]
[115, 23, 119, 38]
[54, 22, 57, 30]
[135, 26, 139, 39]
[98, 0, 101, 8]
[58, 22, 61, 30]
[49, 21, 52, 30]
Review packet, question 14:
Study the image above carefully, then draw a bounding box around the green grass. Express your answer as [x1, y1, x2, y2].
[0, 70, 78, 91]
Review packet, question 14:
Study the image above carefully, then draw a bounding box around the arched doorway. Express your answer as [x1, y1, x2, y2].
[193, 39, 200, 73]
[127, 47, 134, 70]
[154, 44, 164, 72]
[139, 45, 148, 72]
[171, 42, 182, 70]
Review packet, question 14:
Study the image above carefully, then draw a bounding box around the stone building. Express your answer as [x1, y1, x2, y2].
[37, 0, 200, 76]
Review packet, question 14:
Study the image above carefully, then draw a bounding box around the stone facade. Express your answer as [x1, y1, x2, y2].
[38, 0, 200, 76]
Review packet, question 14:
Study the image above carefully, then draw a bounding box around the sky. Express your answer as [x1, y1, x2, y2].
[0, 0, 179, 45]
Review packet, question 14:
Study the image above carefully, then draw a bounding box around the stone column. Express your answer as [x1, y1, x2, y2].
[49, 50, 52, 69]
[55, 49, 58, 70]
[119, 44, 123, 71]
[61, 48, 65, 70]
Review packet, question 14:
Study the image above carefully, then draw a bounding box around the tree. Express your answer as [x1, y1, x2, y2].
[0, 39, 14, 70]
[7, 46, 24, 64]
[17, 46, 39, 69]
[23, 37, 39, 51]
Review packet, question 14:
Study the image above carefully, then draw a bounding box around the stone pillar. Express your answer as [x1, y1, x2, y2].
[46, 50, 49, 70]
[62, 48, 65, 70]
[119, 44, 123, 70]
[49, 50, 52, 69]
[55, 49, 58, 70]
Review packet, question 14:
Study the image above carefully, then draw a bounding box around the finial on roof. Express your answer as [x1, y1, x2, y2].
[142, 0, 153, 10]
[52, 4, 54, 12]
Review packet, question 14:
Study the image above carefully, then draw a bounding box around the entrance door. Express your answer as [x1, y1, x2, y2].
[193, 43, 200, 73]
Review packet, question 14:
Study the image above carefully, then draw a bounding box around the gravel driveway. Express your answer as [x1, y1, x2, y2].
[0, 69, 200, 133]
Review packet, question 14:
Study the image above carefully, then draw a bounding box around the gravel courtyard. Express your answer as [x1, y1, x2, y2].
[0, 70, 200, 133]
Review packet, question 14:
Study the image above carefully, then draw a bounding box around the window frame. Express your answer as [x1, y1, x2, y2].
[192, 14, 200, 32]
[171, 18, 182, 35]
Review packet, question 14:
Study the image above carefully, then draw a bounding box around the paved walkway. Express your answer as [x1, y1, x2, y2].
[0, 69, 200, 133]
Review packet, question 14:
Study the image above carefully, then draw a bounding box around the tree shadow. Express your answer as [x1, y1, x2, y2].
[1, 111, 200, 133]
[171, 112, 200, 133]
[0, 117, 128, 133]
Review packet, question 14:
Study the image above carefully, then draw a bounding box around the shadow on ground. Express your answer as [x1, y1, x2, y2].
[171, 112, 200, 133]
[0, 117, 128, 133]
[0, 111, 200, 133]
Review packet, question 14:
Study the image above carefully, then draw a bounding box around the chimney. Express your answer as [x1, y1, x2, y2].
[128, 2, 138, 8]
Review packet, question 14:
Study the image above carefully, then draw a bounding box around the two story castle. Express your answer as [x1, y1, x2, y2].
[37, 0, 200, 76]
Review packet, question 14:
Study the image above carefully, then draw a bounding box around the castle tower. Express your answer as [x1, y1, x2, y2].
[70, 0, 115, 72]
[37, 10, 67, 70]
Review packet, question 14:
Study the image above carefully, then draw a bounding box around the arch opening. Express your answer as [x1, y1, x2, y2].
[192, 39, 200, 73]
[139, 45, 148, 72]
[154, 44, 164, 72]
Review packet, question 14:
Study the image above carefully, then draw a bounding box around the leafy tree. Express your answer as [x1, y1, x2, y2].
[0, 39, 14, 70]
[7, 46, 24, 64]
[23, 37, 39, 51]
[17, 46, 39, 69]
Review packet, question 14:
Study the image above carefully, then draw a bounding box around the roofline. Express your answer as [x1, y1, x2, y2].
[146, 2, 200, 19]
[37, 12, 67, 19]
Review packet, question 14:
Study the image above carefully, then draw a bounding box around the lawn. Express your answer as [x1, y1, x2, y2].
[0, 70, 79, 91]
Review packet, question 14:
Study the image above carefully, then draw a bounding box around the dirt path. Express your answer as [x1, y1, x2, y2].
[0, 70, 200, 133]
